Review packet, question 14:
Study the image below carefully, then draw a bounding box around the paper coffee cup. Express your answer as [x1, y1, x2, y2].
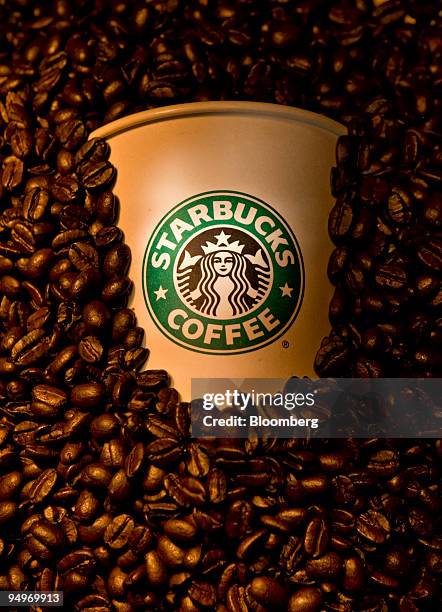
[91, 102, 345, 399]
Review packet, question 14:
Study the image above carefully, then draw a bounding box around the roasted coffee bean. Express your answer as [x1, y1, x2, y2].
[111, 309, 136, 343]
[11, 128, 33, 159]
[2, 156, 24, 191]
[56, 119, 86, 150]
[304, 518, 329, 558]
[28, 468, 58, 504]
[78, 336, 103, 363]
[145, 550, 167, 587]
[31, 384, 67, 418]
[103, 244, 131, 277]
[71, 382, 105, 409]
[101, 276, 132, 303]
[79, 161, 116, 190]
[75, 138, 110, 168]
[124, 442, 145, 478]
[90, 414, 119, 440]
[329, 199, 353, 240]
[375, 263, 408, 291]
[23, 187, 50, 221]
[80, 464, 113, 489]
[305, 551, 343, 579]
[83, 300, 111, 333]
[104, 514, 134, 549]
[288, 587, 322, 612]
[95, 225, 123, 249]
[69, 242, 99, 271]
[343, 556, 365, 592]
[0, 501, 17, 525]
[51, 176, 82, 203]
[0, 471, 22, 501]
[164, 519, 197, 544]
[100, 439, 125, 469]
[56, 148, 75, 175]
[356, 510, 391, 544]
[96, 191, 118, 224]
[250, 576, 288, 608]
[417, 237, 442, 272]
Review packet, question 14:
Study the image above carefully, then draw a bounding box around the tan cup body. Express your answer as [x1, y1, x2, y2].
[92, 102, 345, 399]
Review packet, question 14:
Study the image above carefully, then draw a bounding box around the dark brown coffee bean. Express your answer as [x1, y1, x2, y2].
[103, 244, 131, 277]
[80, 464, 113, 489]
[145, 550, 167, 587]
[2, 156, 24, 191]
[71, 382, 105, 409]
[51, 176, 82, 203]
[250, 576, 288, 608]
[0, 501, 17, 525]
[329, 199, 353, 240]
[11, 222, 35, 254]
[100, 439, 125, 469]
[79, 161, 115, 190]
[124, 442, 145, 478]
[356, 510, 391, 544]
[56, 148, 75, 175]
[422, 193, 441, 227]
[343, 556, 365, 592]
[28, 468, 58, 504]
[388, 188, 412, 225]
[27, 249, 55, 280]
[111, 308, 136, 343]
[75, 138, 110, 167]
[69, 242, 99, 271]
[56, 119, 86, 150]
[31, 384, 67, 418]
[101, 276, 132, 303]
[96, 191, 118, 224]
[375, 263, 408, 290]
[95, 225, 123, 249]
[108, 469, 130, 502]
[305, 551, 343, 579]
[0, 471, 22, 501]
[83, 300, 111, 333]
[11, 128, 33, 159]
[417, 237, 442, 271]
[73, 490, 99, 523]
[164, 519, 197, 544]
[188, 580, 217, 608]
[304, 518, 329, 558]
[23, 187, 50, 221]
[78, 336, 103, 363]
[12, 329, 51, 366]
[288, 587, 322, 612]
[104, 514, 134, 549]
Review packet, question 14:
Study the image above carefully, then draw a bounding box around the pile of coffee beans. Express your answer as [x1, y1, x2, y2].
[0, 1, 440, 611]
[315, 110, 442, 377]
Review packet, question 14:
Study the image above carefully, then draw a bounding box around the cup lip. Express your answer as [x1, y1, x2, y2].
[91, 101, 346, 140]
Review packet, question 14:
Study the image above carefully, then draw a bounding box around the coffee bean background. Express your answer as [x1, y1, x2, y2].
[0, 1, 441, 611]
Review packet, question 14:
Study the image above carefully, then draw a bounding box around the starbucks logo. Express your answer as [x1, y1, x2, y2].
[142, 191, 304, 354]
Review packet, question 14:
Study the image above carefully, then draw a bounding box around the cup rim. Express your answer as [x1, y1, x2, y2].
[91, 101, 346, 140]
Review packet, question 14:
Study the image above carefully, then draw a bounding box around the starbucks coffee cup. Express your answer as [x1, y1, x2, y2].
[91, 102, 345, 399]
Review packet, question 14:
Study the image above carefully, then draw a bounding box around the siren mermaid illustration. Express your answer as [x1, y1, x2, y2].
[176, 231, 272, 318]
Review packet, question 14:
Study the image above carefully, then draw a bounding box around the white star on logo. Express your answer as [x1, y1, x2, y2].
[154, 286, 168, 301]
[214, 230, 232, 246]
[280, 282, 293, 297]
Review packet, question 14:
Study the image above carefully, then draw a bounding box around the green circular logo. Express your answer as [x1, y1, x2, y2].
[142, 190, 304, 354]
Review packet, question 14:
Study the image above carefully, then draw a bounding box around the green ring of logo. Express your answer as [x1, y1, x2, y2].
[142, 190, 305, 355]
